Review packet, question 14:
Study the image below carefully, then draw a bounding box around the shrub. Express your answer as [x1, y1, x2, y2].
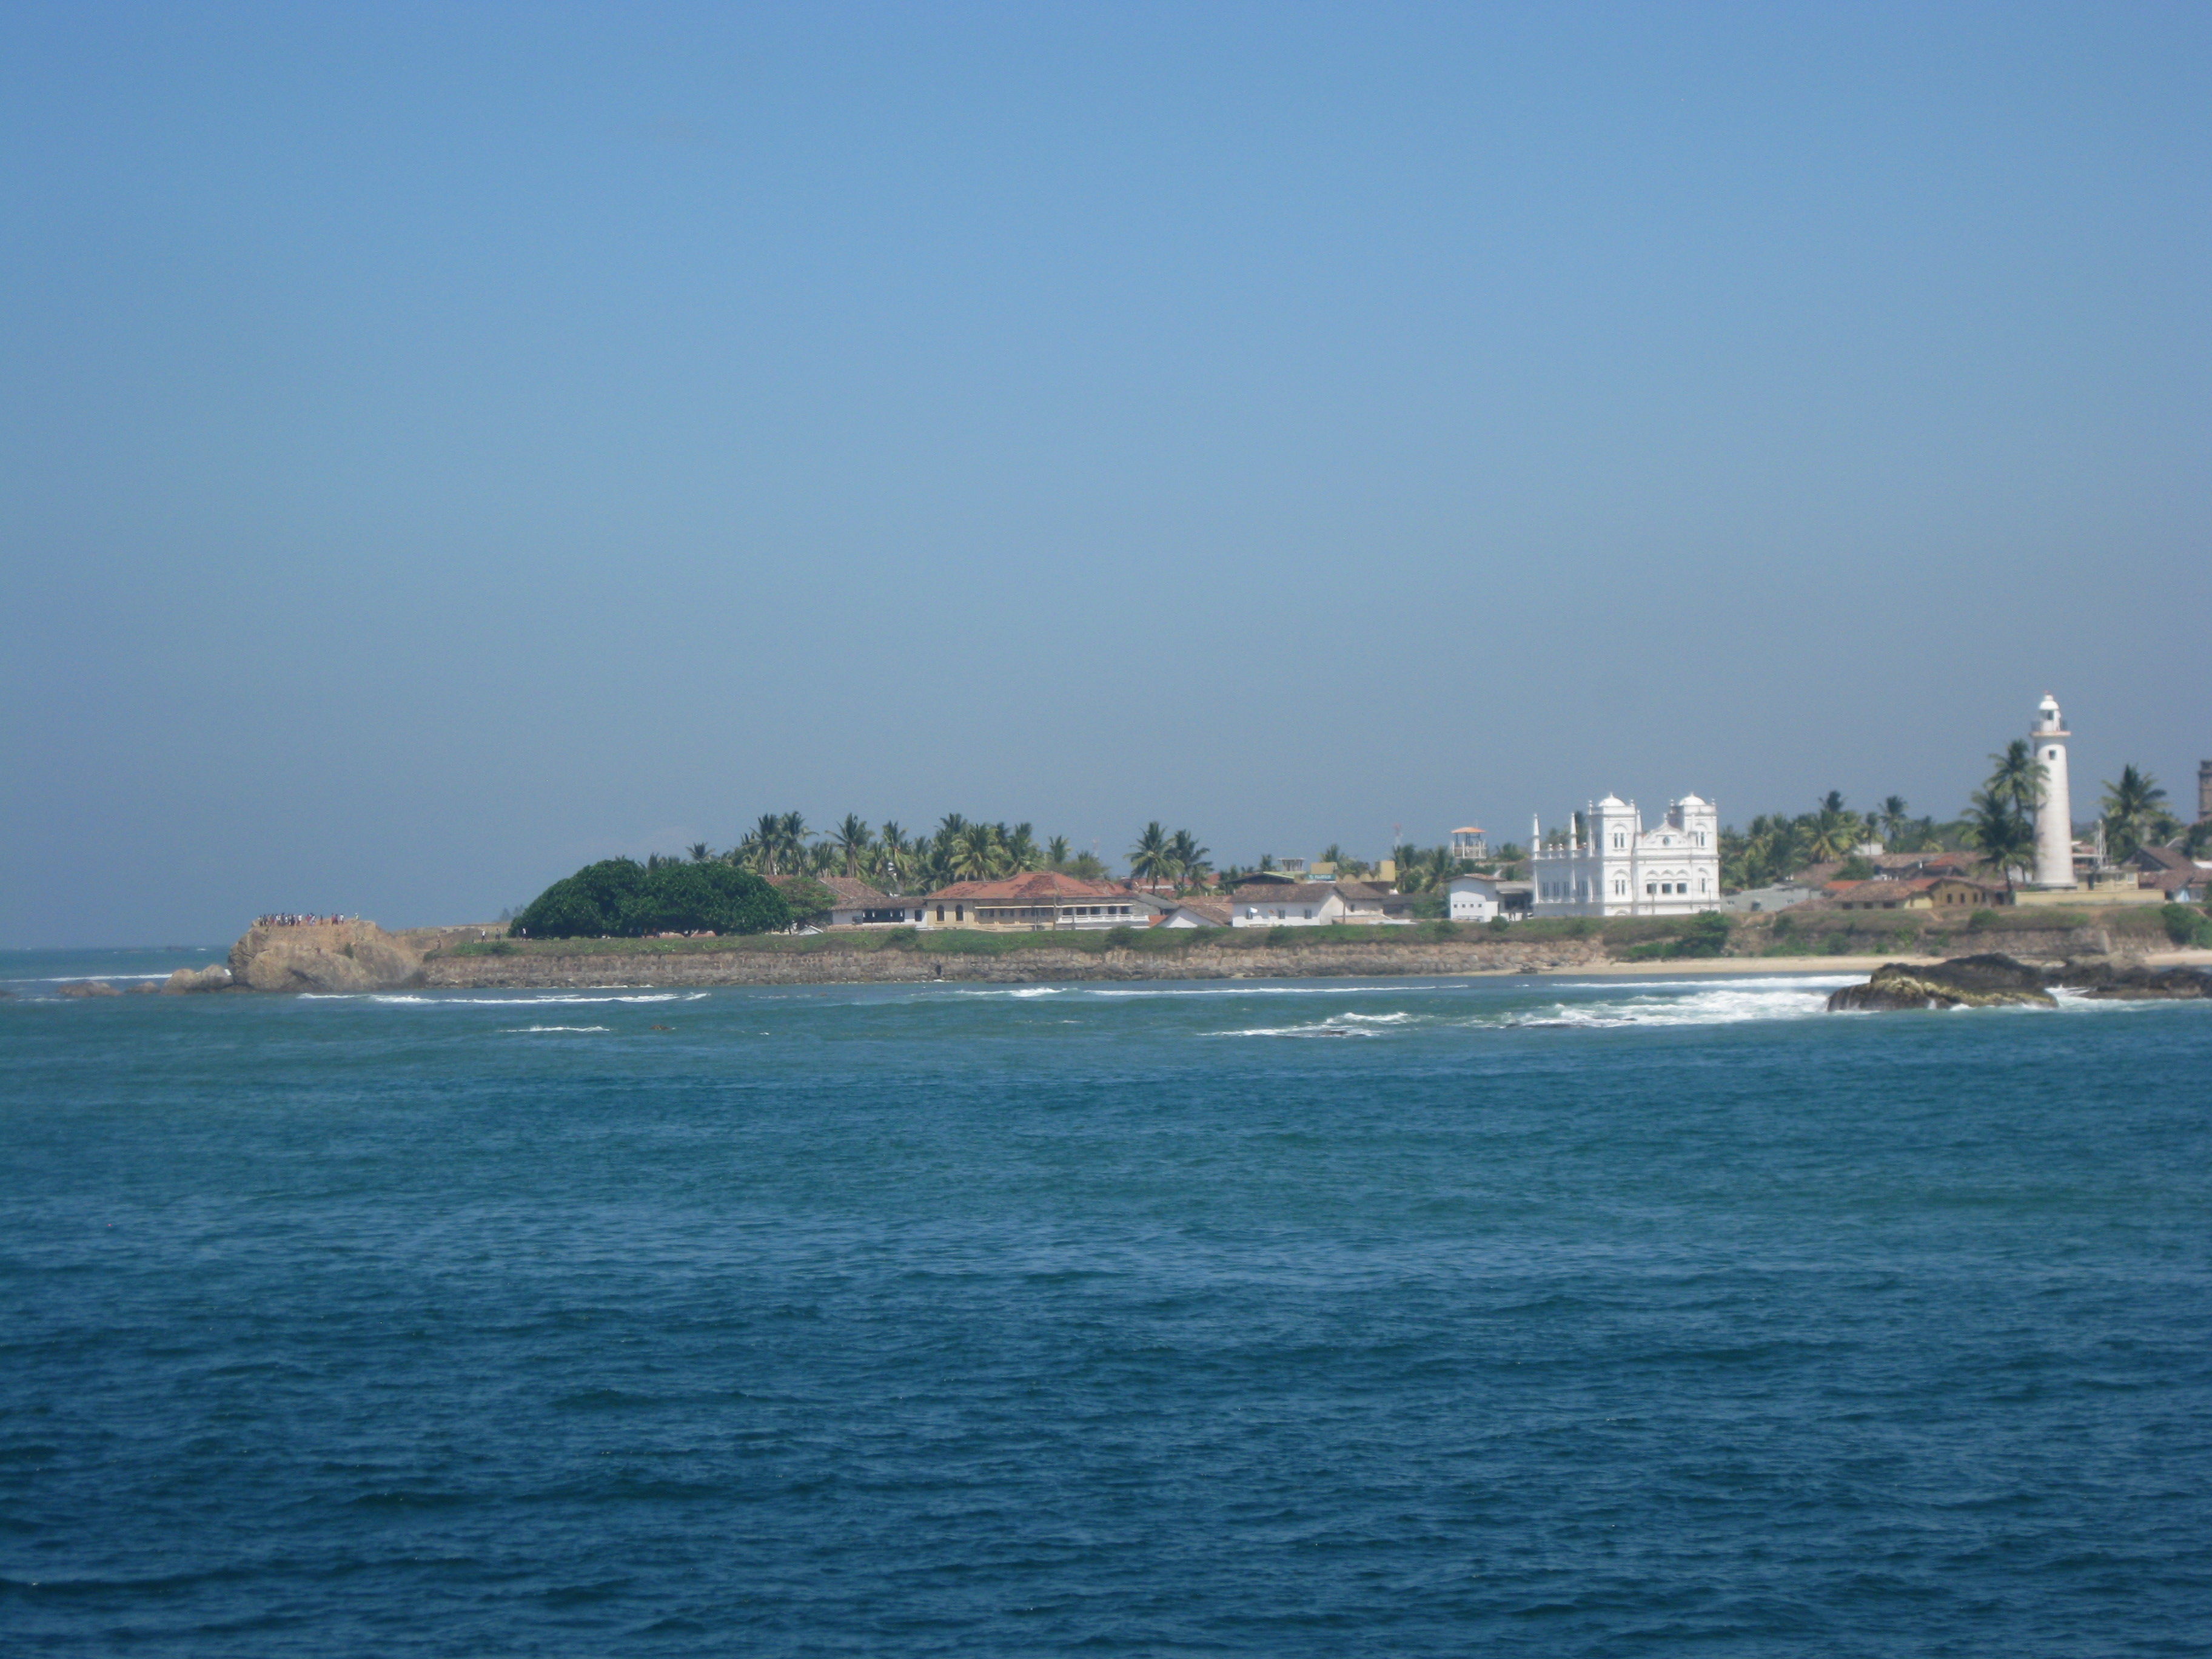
[2161, 903, 2212, 948]
[1623, 911, 1732, 960]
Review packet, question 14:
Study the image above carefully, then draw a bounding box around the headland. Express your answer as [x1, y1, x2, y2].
[191, 907, 2208, 994]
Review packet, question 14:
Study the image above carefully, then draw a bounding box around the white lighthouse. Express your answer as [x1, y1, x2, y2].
[2031, 692, 2076, 890]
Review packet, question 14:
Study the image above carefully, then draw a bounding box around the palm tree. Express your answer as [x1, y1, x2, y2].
[688, 842, 713, 863]
[2100, 765, 2168, 863]
[951, 821, 1005, 881]
[1986, 740, 2048, 816]
[875, 822, 910, 891]
[1046, 834, 1071, 870]
[1128, 822, 1173, 884]
[776, 811, 810, 875]
[1004, 822, 1043, 872]
[1877, 796, 1909, 846]
[1167, 828, 1212, 889]
[831, 814, 871, 878]
[1965, 786, 2037, 892]
[1318, 842, 1346, 874]
[1803, 797, 1865, 865]
[745, 812, 784, 876]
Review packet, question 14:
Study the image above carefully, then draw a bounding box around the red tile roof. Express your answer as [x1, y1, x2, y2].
[922, 872, 1128, 904]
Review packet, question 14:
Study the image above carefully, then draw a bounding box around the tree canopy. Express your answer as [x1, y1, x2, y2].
[511, 859, 793, 939]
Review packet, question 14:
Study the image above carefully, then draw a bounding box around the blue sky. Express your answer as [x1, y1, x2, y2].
[2, 2, 2206, 945]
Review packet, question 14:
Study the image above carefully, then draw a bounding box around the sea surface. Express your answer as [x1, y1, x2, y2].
[2, 950, 2208, 1655]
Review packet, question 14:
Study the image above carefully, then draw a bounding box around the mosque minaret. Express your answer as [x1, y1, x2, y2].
[2031, 692, 2077, 890]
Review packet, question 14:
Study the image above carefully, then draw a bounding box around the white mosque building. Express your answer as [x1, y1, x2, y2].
[1528, 794, 1722, 916]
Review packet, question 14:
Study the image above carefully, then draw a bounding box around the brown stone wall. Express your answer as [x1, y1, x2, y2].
[422, 939, 1620, 990]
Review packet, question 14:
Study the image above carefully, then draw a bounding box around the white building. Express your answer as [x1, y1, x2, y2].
[1445, 873, 1503, 921]
[2029, 692, 2077, 890]
[1527, 794, 1721, 917]
[1228, 882, 1350, 926]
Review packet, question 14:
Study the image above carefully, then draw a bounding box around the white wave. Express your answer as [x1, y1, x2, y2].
[357, 991, 705, 1006]
[1205, 1019, 1388, 1038]
[498, 1024, 611, 1033]
[1333, 1011, 1414, 1024]
[1082, 982, 1453, 999]
[10, 972, 178, 985]
[1506, 982, 1836, 1028]
[1545, 975, 1862, 993]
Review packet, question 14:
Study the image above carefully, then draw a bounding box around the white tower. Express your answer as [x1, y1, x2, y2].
[2031, 692, 2076, 889]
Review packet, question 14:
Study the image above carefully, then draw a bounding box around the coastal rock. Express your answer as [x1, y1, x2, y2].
[127, 981, 160, 994]
[228, 919, 424, 994]
[58, 980, 122, 998]
[161, 964, 235, 994]
[1828, 954, 2056, 1012]
[2065, 962, 2212, 1000]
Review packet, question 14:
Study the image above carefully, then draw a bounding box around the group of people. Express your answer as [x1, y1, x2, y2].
[256, 913, 351, 928]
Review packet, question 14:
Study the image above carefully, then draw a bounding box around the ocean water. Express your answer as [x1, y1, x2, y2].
[2, 954, 2208, 1656]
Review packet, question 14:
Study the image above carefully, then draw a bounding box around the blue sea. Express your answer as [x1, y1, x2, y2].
[3, 950, 2208, 1656]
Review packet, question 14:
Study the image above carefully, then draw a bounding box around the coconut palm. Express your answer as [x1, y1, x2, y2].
[1128, 822, 1173, 883]
[2100, 765, 2169, 863]
[688, 842, 713, 863]
[1167, 828, 1212, 889]
[875, 822, 910, 890]
[1965, 786, 2037, 891]
[1877, 797, 1909, 845]
[1986, 740, 2048, 816]
[950, 821, 1005, 881]
[1046, 834, 1071, 870]
[831, 814, 871, 878]
[776, 811, 810, 873]
[742, 811, 784, 876]
[1004, 822, 1043, 873]
[1803, 797, 1865, 865]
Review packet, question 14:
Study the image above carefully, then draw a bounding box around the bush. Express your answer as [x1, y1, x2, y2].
[1623, 911, 1732, 960]
[2161, 903, 2212, 948]
[512, 859, 792, 939]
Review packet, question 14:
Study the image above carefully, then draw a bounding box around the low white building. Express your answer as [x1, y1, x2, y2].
[1228, 882, 1350, 926]
[1527, 794, 1721, 917]
[1159, 898, 1232, 928]
[1445, 873, 1504, 921]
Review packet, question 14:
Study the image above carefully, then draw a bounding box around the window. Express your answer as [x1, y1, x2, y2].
[1646, 883, 1656, 895]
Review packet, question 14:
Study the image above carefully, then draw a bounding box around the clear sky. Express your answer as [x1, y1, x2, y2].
[2, 2, 2206, 946]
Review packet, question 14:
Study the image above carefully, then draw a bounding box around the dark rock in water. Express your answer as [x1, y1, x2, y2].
[1828, 955, 2056, 1012]
[2071, 964, 2212, 1000]
[58, 980, 122, 998]
[127, 982, 160, 995]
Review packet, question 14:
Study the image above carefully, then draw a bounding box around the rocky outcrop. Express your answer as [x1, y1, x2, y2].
[227, 920, 424, 993]
[2059, 961, 2212, 1000]
[1828, 955, 2057, 1011]
[58, 980, 122, 998]
[161, 965, 235, 994]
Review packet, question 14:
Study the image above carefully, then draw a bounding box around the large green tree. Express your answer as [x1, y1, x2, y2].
[512, 859, 792, 939]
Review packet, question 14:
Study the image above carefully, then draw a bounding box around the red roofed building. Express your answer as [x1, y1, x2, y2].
[917, 871, 1165, 931]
